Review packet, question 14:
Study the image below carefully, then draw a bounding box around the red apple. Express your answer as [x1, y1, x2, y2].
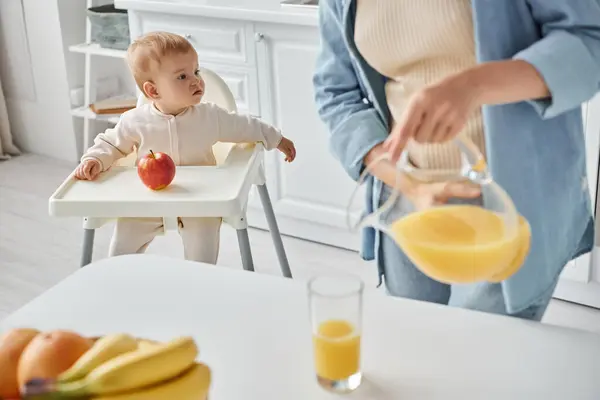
[137, 150, 176, 190]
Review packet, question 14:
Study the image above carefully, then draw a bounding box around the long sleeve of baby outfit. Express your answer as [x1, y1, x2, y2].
[81, 112, 140, 171]
[211, 104, 283, 150]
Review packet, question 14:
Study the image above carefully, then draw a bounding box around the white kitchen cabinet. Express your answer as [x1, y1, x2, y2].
[128, 11, 261, 117]
[137, 12, 256, 66]
[248, 23, 362, 250]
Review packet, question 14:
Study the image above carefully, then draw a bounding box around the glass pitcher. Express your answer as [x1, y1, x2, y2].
[347, 135, 531, 284]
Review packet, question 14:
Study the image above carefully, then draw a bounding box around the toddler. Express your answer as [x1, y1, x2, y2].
[75, 31, 296, 264]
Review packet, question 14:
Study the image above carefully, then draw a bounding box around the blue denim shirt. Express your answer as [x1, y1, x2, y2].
[313, 0, 600, 313]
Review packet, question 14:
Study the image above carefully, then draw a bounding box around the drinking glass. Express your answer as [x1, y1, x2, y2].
[308, 274, 364, 394]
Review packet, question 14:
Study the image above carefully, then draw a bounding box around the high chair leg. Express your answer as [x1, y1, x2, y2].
[81, 228, 95, 267]
[257, 184, 292, 278]
[236, 229, 255, 272]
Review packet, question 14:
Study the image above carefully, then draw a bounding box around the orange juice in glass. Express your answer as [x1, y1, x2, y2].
[308, 275, 364, 394]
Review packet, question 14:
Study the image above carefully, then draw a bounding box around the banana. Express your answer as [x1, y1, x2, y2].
[55, 336, 198, 396]
[58, 333, 139, 383]
[136, 338, 161, 351]
[94, 362, 211, 400]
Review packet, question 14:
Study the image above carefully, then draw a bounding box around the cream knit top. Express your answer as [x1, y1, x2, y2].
[355, 0, 485, 172]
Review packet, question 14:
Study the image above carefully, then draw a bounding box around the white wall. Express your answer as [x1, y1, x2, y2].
[0, 0, 79, 163]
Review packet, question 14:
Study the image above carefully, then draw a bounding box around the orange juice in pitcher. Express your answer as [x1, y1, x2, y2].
[390, 204, 531, 283]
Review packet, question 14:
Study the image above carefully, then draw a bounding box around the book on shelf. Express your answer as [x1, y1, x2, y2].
[90, 95, 137, 115]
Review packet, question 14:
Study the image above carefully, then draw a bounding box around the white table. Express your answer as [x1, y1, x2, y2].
[2, 255, 600, 399]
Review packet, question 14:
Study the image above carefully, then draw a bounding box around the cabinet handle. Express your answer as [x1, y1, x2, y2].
[184, 34, 192, 40]
[254, 32, 265, 42]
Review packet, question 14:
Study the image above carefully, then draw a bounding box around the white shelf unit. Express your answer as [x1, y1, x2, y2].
[69, 0, 132, 157]
[68, 42, 127, 59]
[71, 105, 121, 124]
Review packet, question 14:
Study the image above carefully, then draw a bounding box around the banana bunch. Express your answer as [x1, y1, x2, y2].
[23, 334, 211, 400]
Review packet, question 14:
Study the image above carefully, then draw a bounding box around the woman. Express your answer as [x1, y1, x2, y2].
[313, 0, 600, 320]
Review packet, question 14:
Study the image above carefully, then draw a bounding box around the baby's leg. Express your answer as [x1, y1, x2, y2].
[108, 217, 163, 257]
[178, 217, 222, 264]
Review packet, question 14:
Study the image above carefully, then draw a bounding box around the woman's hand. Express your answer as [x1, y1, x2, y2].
[363, 143, 481, 209]
[406, 180, 481, 211]
[383, 72, 483, 163]
[383, 60, 550, 163]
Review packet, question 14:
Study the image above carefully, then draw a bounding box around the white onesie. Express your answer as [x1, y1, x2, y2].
[81, 102, 283, 264]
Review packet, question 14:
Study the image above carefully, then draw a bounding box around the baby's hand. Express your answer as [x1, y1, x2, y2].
[277, 137, 296, 163]
[75, 159, 102, 180]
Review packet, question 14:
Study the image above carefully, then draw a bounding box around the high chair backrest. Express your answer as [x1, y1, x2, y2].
[116, 67, 238, 167]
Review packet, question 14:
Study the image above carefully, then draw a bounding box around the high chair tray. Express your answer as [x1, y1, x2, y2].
[49, 144, 263, 218]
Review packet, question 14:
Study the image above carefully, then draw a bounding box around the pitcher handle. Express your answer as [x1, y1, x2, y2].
[454, 134, 491, 184]
[345, 152, 401, 234]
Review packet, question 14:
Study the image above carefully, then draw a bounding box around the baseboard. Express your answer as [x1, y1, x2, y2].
[553, 280, 600, 309]
[246, 207, 361, 252]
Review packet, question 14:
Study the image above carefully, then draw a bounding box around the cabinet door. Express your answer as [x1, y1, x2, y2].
[199, 61, 260, 116]
[554, 93, 600, 308]
[250, 23, 363, 250]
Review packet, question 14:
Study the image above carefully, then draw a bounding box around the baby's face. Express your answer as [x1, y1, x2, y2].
[152, 50, 205, 112]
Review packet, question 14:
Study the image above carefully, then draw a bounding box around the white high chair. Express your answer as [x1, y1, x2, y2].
[49, 67, 292, 278]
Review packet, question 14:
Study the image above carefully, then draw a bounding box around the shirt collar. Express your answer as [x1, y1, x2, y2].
[149, 102, 192, 118]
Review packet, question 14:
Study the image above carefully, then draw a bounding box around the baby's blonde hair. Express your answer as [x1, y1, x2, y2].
[126, 31, 196, 94]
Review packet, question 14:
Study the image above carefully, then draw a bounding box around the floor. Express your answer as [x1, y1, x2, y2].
[1, 154, 600, 335]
